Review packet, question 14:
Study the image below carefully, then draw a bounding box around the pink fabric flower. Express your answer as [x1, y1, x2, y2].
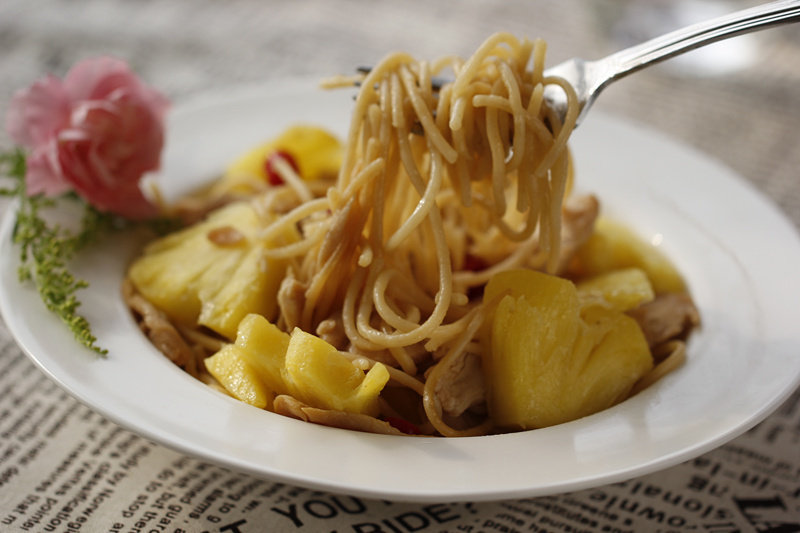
[5, 57, 169, 219]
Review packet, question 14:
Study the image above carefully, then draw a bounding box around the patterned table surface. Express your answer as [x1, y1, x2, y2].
[0, 0, 798, 528]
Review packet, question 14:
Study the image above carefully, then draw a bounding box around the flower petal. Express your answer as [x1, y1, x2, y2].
[5, 75, 70, 147]
[25, 145, 72, 196]
[63, 56, 134, 101]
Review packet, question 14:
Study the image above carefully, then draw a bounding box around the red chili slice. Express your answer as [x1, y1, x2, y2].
[385, 416, 421, 435]
[265, 150, 300, 186]
[463, 253, 488, 272]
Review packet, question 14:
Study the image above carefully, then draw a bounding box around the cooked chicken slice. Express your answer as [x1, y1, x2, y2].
[277, 272, 307, 331]
[556, 194, 600, 274]
[628, 292, 700, 348]
[273, 394, 308, 420]
[316, 198, 356, 266]
[316, 317, 347, 350]
[122, 279, 199, 376]
[273, 395, 405, 435]
[434, 352, 486, 418]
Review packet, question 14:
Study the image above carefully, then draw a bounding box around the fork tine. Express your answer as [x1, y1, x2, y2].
[354, 67, 447, 92]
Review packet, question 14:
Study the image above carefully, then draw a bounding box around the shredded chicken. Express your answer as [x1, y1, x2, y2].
[207, 225, 245, 247]
[315, 317, 347, 350]
[628, 292, 700, 348]
[316, 198, 356, 266]
[273, 395, 405, 435]
[277, 271, 307, 331]
[434, 352, 486, 418]
[122, 279, 199, 376]
[272, 394, 307, 420]
[556, 193, 600, 273]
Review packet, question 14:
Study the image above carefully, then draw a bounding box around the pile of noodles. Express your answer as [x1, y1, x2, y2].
[247, 32, 580, 435]
[127, 32, 599, 437]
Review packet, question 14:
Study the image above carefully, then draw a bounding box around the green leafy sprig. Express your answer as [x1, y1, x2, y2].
[0, 149, 130, 355]
[1, 150, 181, 356]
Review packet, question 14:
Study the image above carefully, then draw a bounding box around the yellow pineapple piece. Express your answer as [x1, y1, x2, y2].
[205, 316, 389, 416]
[205, 345, 272, 409]
[282, 328, 390, 416]
[232, 314, 291, 395]
[127, 202, 295, 339]
[482, 269, 653, 430]
[217, 125, 342, 195]
[196, 243, 276, 339]
[573, 217, 685, 293]
[576, 267, 655, 312]
[204, 314, 291, 410]
[572, 305, 654, 413]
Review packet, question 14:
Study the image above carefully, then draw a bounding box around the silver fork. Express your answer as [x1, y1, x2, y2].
[543, 0, 800, 128]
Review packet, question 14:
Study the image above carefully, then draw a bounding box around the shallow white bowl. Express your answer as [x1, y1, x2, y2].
[2, 79, 799, 502]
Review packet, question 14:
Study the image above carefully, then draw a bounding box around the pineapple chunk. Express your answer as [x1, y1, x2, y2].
[127, 202, 295, 339]
[205, 316, 389, 417]
[572, 217, 685, 293]
[204, 314, 291, 409]
[216, 125, 342, 195]
[482, 269, 653, 430]
[232, 314, 291, 395]
[576, 267, 655, 312]
[283, 328, 390, 416]
[205, 345, 272, 409]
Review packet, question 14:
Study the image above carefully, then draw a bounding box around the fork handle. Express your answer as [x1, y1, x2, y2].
[605, 0, 800, 80]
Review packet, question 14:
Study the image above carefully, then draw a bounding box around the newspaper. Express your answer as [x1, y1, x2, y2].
[1, 0, 800, 530]
[0, 325, 797, 532]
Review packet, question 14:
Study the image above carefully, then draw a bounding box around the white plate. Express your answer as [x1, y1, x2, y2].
[2, 79, 799, 502]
